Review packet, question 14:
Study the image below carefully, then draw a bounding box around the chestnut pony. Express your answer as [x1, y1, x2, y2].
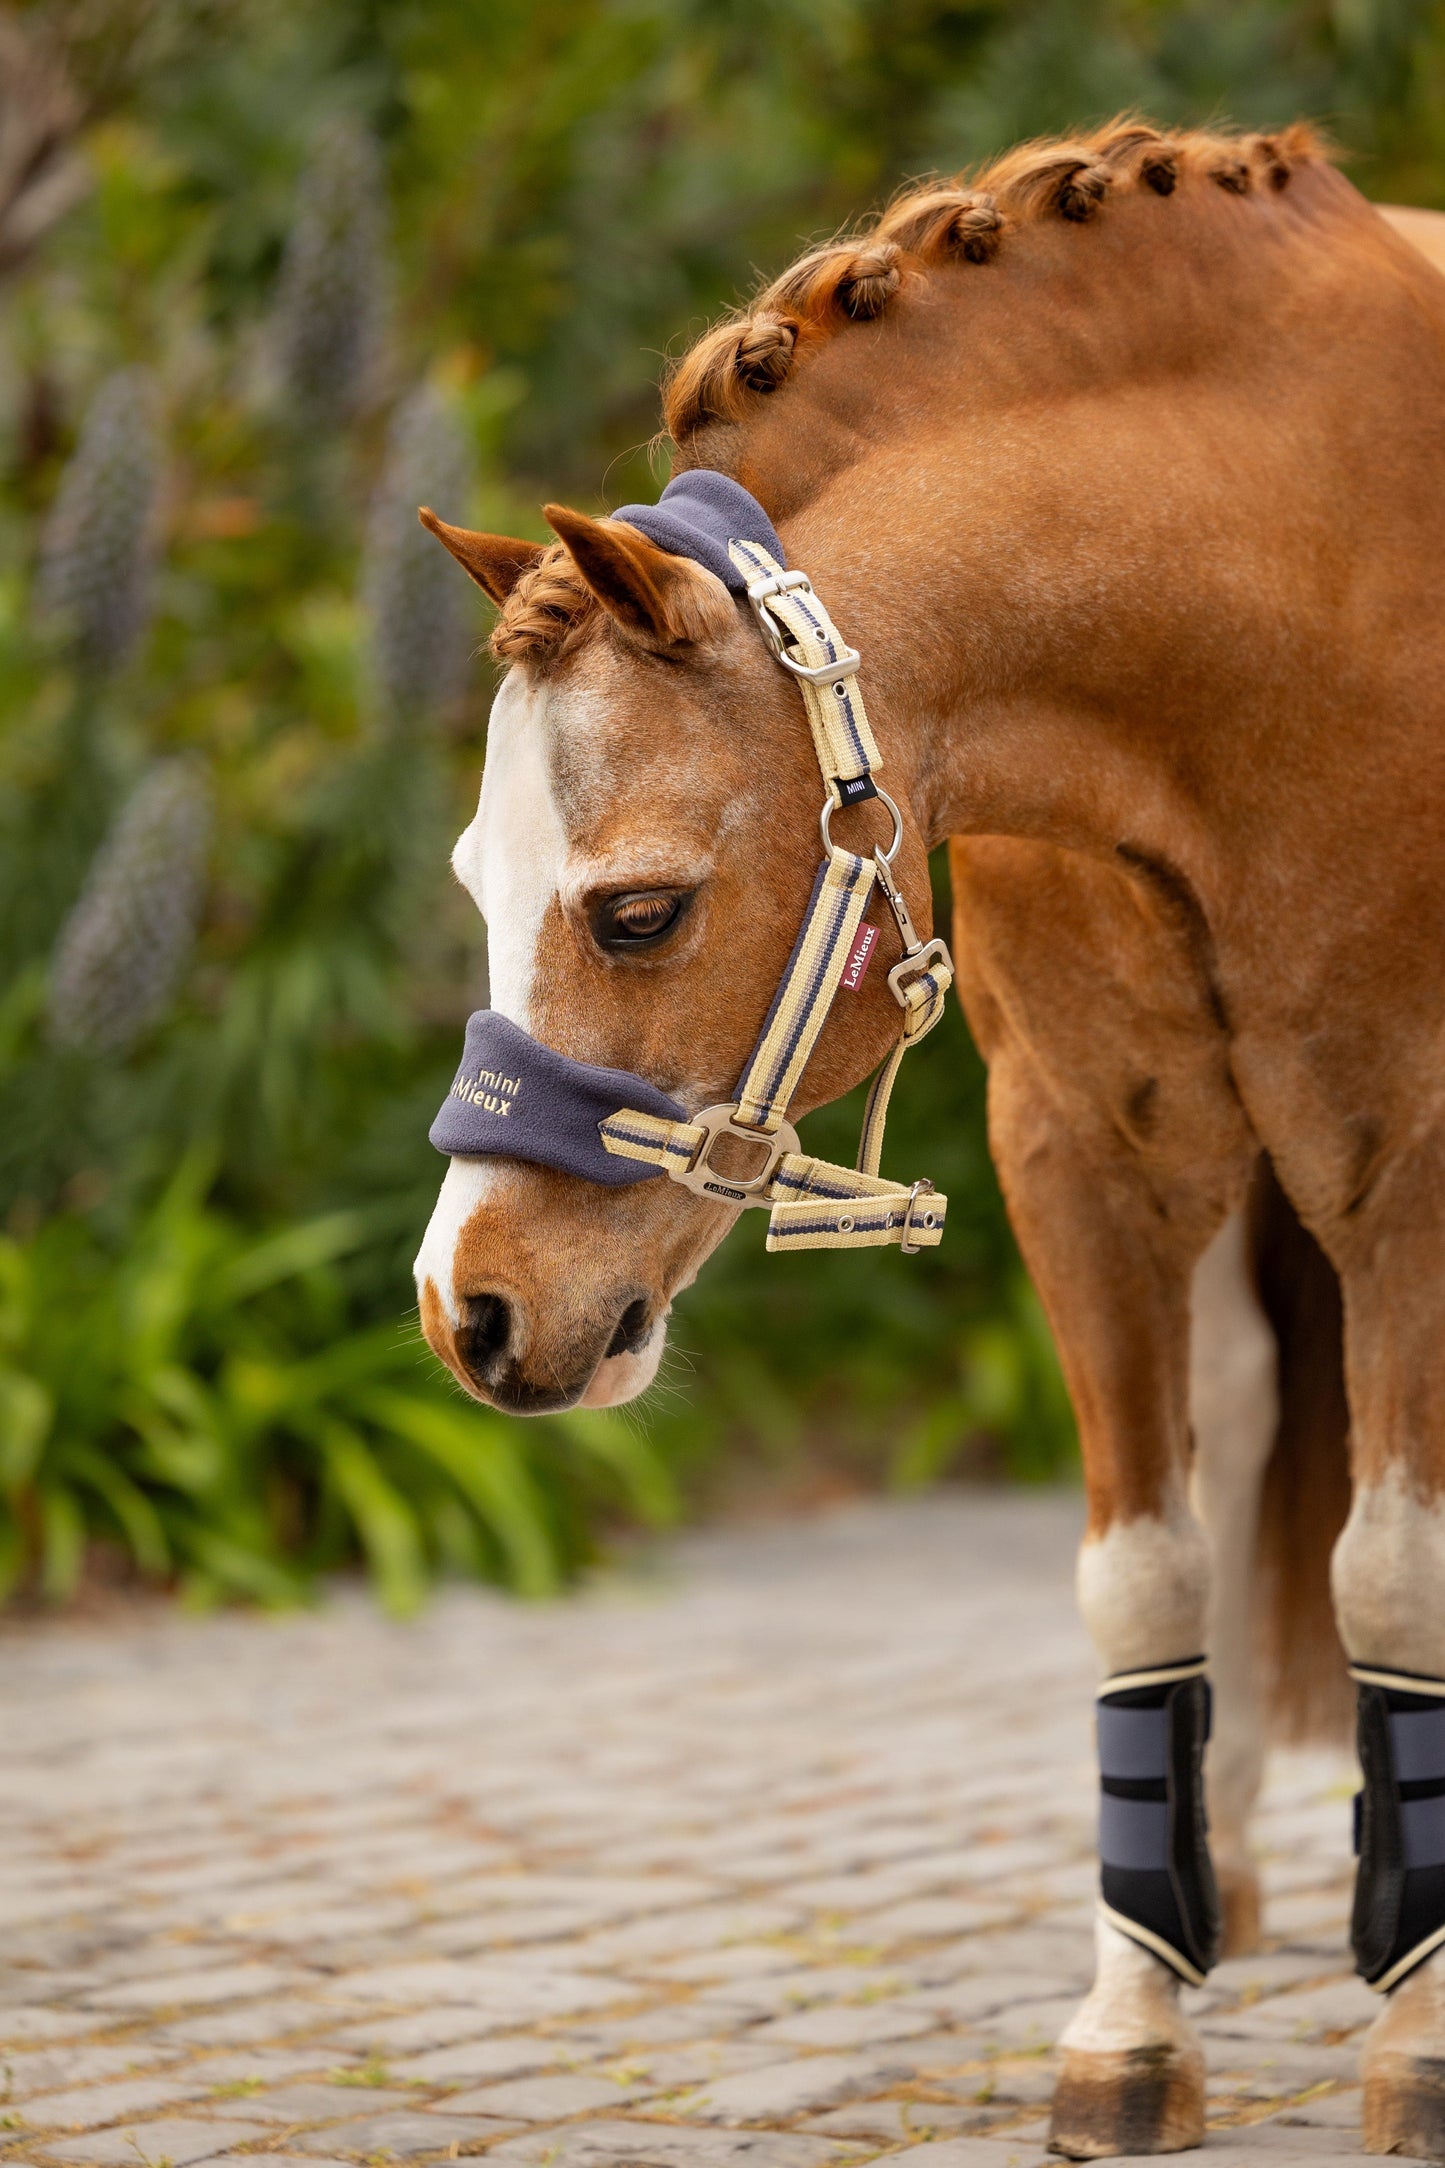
[415, 122, 1445, 2159]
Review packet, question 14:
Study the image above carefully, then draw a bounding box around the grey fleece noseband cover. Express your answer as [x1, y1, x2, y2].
[430, 1012, 685, 1185]
[611, 469, 786, 595]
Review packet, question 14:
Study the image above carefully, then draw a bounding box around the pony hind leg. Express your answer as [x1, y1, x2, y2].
[1188, 1196, 1279, 1957]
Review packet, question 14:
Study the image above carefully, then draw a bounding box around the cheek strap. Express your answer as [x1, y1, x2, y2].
[597, 539, 952, 1252]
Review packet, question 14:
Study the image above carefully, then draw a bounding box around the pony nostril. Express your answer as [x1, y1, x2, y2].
[606, 1298, 651, 1359]
[456, 1291, 512, 1375]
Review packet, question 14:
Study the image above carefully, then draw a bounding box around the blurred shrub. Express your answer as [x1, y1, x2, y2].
[2, 0, 1442, 1602]
[35, 367, 159, 674]
[48, 756, 212, 1054]
[0, 1155, 677, 1610]
[272, 117, 388, 428]
[363, 384, 475, 730]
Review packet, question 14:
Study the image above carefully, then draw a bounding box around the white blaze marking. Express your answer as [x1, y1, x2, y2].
[453, 668, 566, 1029]
[414, 667, 566, 1315]
[413, 1157, 495, 1326]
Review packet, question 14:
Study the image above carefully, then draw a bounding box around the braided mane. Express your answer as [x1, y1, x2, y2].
[494, 117, 1326, 664]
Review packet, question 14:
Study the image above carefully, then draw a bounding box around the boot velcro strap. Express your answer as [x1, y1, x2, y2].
[1095, 1660, 1219, 1987]
[1350, 1668, 1445, 1990]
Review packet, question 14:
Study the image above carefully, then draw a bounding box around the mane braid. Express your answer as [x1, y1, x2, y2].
[493, 117, 1327, 664]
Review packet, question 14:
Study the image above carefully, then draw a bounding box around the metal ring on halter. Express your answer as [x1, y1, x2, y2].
[820, 787, 903, 863]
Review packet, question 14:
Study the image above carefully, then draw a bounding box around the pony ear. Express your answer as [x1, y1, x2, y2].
[417, 509, 544, 605]
[543, 502, 731, 648]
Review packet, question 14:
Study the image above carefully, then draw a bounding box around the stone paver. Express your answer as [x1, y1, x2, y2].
[0, 1494, 1388, 2165]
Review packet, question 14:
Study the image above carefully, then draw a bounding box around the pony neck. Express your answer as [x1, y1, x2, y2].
[713, 161, 1445, 880]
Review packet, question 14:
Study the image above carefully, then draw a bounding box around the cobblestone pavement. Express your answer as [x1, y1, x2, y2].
[0, 1493, 1391, 2168]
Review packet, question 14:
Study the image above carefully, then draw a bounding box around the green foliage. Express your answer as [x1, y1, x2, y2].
[2, 0, 1442, 1600]
[0, 1154, 677, 1611]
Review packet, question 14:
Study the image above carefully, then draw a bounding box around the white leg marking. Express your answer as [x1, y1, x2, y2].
[1363, 1943, 1445, 2068]
[1333, 1469, 1445, 1674]
[1189, 1207, 1279, 1883]
[1076, 1508, 1210, 1678]
[452, 666, 566, 1029]
[1059, 1917, 1191, 2057]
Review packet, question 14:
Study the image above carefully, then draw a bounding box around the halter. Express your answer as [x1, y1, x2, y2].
[430, 471, 955, 1254]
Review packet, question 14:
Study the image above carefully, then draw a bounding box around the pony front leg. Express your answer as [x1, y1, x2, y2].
[984, 1062, 1224, 2160]
[1053, 1500, 1218, 2159]
[1327, 1210, 1445, 2161]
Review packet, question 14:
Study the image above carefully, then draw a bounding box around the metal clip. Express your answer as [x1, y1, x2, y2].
[899, 1178, 939, 1255]
[872, 847, 921, 950]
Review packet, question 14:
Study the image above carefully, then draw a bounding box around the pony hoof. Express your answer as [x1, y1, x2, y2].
[1048, 2045, 1205, 2159]
[1217, 1861, 1261, 1957]
[1363, 2052, 1445, 2158]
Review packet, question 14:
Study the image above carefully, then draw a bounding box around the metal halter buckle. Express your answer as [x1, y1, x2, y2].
[888, 935, 953, 1008]
[746, 572, 862, 682]
[671, 1104, 800, 1206]
[900, 1179, 939, 1255]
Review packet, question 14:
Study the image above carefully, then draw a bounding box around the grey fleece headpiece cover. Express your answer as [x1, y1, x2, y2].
[430, 471, 786, 1178]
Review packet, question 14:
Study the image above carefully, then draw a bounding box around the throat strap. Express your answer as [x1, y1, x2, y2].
[599, 540, 953, 1253]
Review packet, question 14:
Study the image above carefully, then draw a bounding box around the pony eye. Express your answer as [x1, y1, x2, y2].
[592, 890, 689, 950]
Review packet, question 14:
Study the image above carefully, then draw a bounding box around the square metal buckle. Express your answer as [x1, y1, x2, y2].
[900, 1178, 939, 1254]
[671, 1103, 800, 1206]
[887, 935, 953, 1008]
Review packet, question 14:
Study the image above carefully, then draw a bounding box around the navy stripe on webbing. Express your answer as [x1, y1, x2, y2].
[1392, 1707, 1445, 1783]
[771, 1164, 862, 1200]
[738, 856, 866, 1110]
[734, 537, 869, 775]
[777, 1210, 905, 1237]
[733, 858, 830, 1097]
[1402, 1796, 1445, 1870]
[1097, 1704, 1168, 1781]
[781, 586, 869, 772]
[604, 1121, 693, 1162]
[1099, 1793, 1170, 1872]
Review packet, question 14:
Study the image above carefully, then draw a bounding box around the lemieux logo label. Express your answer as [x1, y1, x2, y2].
[841, 922, 879, 993]
[450, 1065, 521, 1118]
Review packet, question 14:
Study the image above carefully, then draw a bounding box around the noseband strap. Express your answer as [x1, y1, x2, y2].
[432, 475, 954, 1255]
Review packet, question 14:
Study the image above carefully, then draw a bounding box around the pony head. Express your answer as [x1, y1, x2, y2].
[411, 504, 928, 1413]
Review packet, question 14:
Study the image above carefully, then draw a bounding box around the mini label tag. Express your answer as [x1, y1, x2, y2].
[841, 922, 879, 992]
[835, 773, 878, 806]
